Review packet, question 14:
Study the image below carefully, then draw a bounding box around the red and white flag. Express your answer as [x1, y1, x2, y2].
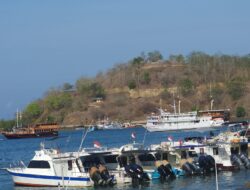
[93, 141, 101, 148]
[168, 136, 173, 142]
[179, 139, 183, 146]
[131, 132, 136, 139]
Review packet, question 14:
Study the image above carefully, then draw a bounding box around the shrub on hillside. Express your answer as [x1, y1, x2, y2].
[128, 80, 136, 89]
[160, 88, 171, 100]
[0, 119, 15, 130]
[227, 78, 246, 100]
[236, 106, 246, 118]
[179, 78, 194, 96]
[147, 51, 163, 62]
[76, 78, 106, 99]
[45, 93, 72, 111]
[142, 72, 151, 85]
[23, 102, 43, 123]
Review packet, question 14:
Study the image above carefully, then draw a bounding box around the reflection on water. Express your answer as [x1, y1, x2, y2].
[0, 128, 250, 190]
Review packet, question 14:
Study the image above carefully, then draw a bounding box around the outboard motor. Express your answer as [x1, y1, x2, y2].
[125, 163, 150, 184]
[231, 154, 242, 168]
[239, 153, 250, 169]
[156, 164, 169, 178]
[181, 160, 193, 175]
[206, 155, 215, 172]
[155, 161, 175, 179]
[187, 162, 201, 174]
[98, 164, 114, 185]
[165, 163, 176, 179]
[198, 155, 211, 173]
[89, 166, 103, 186]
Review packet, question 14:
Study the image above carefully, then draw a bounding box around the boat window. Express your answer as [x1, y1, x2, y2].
[154, 153, 162, 160]
[138, 154, 155, 162]
[68, 160, 73, 170]
[200, 148, 204, 154]
[231, 147, 239, 155]
[104, 155, 118, 164]
[162, 153, 168, 160]
[188, 151, 198, 158]
[81, 156, 102, 170]
[181, 151, 187, 159]
[241, 143, 248, 154]
[213, 147, 219, 155]
[27, 161, 50, 169]
[118, 156, 127, 167]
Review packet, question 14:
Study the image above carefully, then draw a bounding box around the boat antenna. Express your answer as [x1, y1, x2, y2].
[177, 96, 181, 114]
[142, 127, 148, 145]
[173, 93, 176, 114]
[78, 127, 89, 152]
[209, 83, 214, 110]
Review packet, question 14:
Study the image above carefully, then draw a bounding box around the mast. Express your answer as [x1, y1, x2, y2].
[160, 98, 162, 110]
[209, 82, 214, 110]
[16, 109, 19, 128]
[210, 99, 214, 110]
[173, 94, 176, 114]
[178, 99, 181, 114]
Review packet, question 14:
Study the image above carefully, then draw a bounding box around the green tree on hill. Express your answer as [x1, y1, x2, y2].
[76, 78, 105, 98]
[169, 54, 185, 63]
[89, 82, 106, 98]
[128, 80, 136, 89]
[131, 56, 145, 89]
[147, 50, 163, 62]
[45, 93, 72, 111]
[227, 78, 246, 100]
[142, 71, 151, 85]
[62, 83, 74, 91]
[0, 119, 15, 130]
[23, 102, 43, 123]
[179, 78, 194, 96]
[236, 106, 246, 118]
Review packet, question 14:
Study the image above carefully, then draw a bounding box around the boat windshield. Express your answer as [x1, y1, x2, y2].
[27, 160, 50, 169]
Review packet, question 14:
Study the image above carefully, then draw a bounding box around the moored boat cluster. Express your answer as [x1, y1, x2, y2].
[6, 122, 250, 188]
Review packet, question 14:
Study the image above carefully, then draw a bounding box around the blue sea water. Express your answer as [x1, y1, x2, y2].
[0, 127, 250, 190]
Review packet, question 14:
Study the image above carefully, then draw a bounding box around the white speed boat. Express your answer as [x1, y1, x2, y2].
[7, 144, 93, 187]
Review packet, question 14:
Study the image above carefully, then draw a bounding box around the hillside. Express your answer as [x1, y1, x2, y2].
[1, 51, 250, 129]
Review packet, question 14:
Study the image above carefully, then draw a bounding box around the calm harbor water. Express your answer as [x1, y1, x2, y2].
[0, 127, 250, 190]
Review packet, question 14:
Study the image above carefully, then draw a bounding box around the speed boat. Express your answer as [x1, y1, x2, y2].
[7, 144, 93, 187]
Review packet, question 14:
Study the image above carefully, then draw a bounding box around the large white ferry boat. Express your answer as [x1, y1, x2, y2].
[145, 109, 225, 132]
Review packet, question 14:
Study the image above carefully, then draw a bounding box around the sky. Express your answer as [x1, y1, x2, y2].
[0, 0, 250, 119]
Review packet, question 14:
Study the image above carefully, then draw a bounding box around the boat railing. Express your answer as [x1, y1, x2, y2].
[81, 147, 109, 153]
[9, 160, 26, 171]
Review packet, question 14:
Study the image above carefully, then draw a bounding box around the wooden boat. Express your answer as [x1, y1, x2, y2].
[2, 123, 59, 139]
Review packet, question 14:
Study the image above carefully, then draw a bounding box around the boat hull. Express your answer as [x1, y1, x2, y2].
[145, 123, 224, 132]
[3, 131, 58, 139]
[216, 164, 237, 171]
[8, 171, 93, 187]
